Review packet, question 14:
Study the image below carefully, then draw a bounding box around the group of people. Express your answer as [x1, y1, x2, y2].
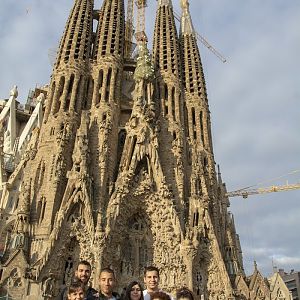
[58, 261, 194, 300]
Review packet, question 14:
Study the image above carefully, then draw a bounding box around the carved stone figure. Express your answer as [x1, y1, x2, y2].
[0, 0, 247, 299]
[42, 274, 55, 297]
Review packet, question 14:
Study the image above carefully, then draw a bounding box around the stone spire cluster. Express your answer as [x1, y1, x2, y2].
[0, 1, 245, 299]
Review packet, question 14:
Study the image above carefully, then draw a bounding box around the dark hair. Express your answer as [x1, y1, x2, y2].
[144, 266, 159, 278]
[100, 267, 115, 278]
[67, 281, 85, 295]
[123, 281, 144, 300]
[176, 288, 194, 300]
[77, 260, 92, 270]
[150, 292, 170, 300]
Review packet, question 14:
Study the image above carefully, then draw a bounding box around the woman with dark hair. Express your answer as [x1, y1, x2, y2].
[176, 288, 194, 300]
[123, 281, 144, 300]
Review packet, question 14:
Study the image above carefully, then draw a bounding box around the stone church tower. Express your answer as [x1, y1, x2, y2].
[0, 0, 245, 299]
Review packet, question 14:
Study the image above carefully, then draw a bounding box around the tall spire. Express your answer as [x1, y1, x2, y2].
[45, 0, 94, 119]
[153, 0, 181, 77]
[54, 0, 93, 69]
[180, 0, 212, 152]
[91, 0, 125, 106]
[152, 0, 187, 218]
[93, 0, 125, 60]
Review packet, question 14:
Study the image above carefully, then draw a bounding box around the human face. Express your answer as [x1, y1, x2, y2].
[130, 284, 142, 300]
[144, 270, 159, 292]
[68, 288, 84, 300]
[75, 264, 91, 285]
[99, 271, 116, 297]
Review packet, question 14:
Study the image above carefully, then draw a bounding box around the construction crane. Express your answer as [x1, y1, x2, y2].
[135, 0, 148, 43]
[172, 9, 227, 63]
[125, 0, 135, 57]
[226, 169, 300, 198]
[226, 182, 300, 198]
[124, 0, 227, 62]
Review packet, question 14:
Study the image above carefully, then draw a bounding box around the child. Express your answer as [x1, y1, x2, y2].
[67, 281, 85, 300]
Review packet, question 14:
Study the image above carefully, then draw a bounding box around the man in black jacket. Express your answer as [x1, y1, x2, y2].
[96, 268, 120, 300]
[57, 260, 98, 300]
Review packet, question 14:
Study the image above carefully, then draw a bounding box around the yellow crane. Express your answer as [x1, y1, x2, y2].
[226, 169, 300, 198]
[172, 9, 227, 63]
[124, 0, 227, 62]
[226, 182, 300, 198]
[135, 0, 148, 43]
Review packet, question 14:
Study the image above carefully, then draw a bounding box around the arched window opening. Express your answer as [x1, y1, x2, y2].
[84, 76, 93, 110]
[48, 81, 56, 112]
[195, 178, 202, 196]
[113, 129, 127, 182]
[113, 69, 119, 101]
[184, 106, 189, 137]
[74, 75, 82, 112]
[53, 76, 65, 114]
[171, 87, 176, 120]
[192, 107, 196, 126]
[164, 84, 168, 116]
[193, 210, 199, 227]
[98, 69, 104, 104]
[65, 74, 74, 111]
[200, 111, 204, 145]
[105, 68, 112, 102]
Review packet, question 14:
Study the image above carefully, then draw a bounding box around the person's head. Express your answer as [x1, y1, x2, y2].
[150, 291, 170, 300]
[125, 281, 144, 300]
[75, 260, 92, 285]
[144, 266, 159, 292]
[176, 288, 194, 300]
[99, 267, 116, 297]
[67, 281, 85, 300]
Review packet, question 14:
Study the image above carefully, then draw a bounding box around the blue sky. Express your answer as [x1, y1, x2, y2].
[0, 0, 299, 277]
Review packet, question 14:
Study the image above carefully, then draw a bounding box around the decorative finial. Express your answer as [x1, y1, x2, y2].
[180, 0, 189, 10]
[10, 85, 18, 98]
[254, 260, 258, 271]
[158, 0, 173, 7]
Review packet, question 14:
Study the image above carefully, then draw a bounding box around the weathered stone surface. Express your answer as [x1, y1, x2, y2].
[0, 1, 265, 300]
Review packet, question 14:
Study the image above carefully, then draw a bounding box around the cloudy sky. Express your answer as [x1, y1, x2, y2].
[0, 0, 299, 277]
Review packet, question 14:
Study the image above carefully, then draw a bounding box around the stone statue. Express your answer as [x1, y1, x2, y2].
[42, 273, 55, 297]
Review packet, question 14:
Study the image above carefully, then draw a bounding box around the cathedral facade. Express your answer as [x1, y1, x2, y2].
[0, 0, 245, 299]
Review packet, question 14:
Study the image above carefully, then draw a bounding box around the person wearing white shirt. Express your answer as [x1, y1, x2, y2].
[143, 266, 173, 300]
